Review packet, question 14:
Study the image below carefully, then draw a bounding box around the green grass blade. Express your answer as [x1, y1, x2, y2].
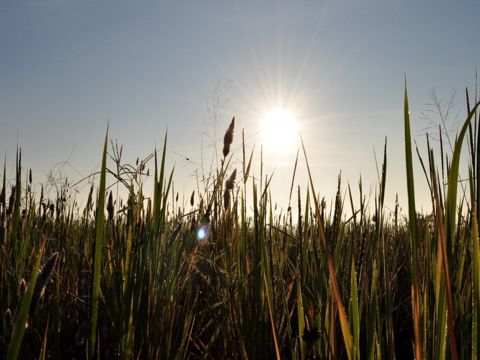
[152, 148, 159, 222]
[472, 210, 480, 359]
[6, 243, 44, 360]
[158, 132, 168, 223]
[89, 128, 108, 358]
[39, 316, 49, 360]
[350, 260, 360, 360]
[445, 101, 480, 257]
[296, 281, 306, 359]
[366, 262, 378, 360]
[404, 82, 423, 360]
[441, 100, 480, 359]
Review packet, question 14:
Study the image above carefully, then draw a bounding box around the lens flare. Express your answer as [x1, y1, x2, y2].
[197, 227, 206, 239]
[197, 224, 209, 243]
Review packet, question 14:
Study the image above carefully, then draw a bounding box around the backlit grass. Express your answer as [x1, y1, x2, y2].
[1, 84, 480, 359]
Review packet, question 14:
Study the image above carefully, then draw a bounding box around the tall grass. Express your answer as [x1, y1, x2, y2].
[89, 128, 108, 358]
[0, 82, 480, 359]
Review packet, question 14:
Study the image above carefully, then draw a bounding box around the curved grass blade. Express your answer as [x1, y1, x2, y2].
[445, 100, 480, 257]
[6, 243, 45, 360]
[441, 99, 480, 359]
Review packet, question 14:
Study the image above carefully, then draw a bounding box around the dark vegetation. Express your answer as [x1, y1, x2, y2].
[1, 85, 480, 359]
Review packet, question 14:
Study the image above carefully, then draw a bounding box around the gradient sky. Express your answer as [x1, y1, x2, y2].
[1, 1, 479, 213]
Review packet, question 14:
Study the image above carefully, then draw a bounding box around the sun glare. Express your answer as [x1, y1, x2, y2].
[261, 107, 299, 155]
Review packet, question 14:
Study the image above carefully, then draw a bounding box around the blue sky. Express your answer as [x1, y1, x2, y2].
[1, 1, 479, 212]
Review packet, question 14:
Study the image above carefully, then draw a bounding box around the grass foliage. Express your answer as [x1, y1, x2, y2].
[1, 85, 480, 359]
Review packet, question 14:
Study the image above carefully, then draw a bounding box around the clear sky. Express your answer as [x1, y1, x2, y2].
[1, 0, 479, 214]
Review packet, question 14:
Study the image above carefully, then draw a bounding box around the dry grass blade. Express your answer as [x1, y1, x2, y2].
[432, 170, 458, 360]
[301, 136, 355, 360]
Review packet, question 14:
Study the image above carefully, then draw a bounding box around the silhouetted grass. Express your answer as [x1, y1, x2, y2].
[0, 83, 480, 359]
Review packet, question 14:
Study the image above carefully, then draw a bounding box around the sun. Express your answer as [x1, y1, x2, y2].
[261, 107, 299, 155]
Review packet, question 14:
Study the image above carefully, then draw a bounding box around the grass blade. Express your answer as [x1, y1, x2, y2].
[301, 137, 355, 360]
[404, 82, 423, 360]
[89, 127, 108, 358]
[6, 243, 45, 360]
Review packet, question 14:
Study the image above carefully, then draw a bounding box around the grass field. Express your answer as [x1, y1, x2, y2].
[1, 85, 480, 359]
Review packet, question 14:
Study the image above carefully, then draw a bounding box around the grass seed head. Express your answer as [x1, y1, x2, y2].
[18, 278, 27, 299]
[190, 191, 195, 206]
[225, 169, 237, 191]
[204, 203, 212, 223]
[30, 252, 59, 317]
[8, 185, 15, 215]
[107, 191, 114, 220]
[4, 308, 12, 334]
[224, 169, 237, 207]
[223, 117, 235, 157]
[223, 189, 230, 208]
[190, 214, 197, 231]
